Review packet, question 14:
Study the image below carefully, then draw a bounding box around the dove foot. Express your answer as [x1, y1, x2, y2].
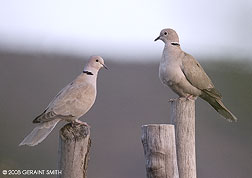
[178, 96, 194, 101]
[169, 96, 196, 102]
[178, 97, 187, 101]
[168, 98, 177, 102]
[185, 95, 197, 100]
[72, 120, 89, 127]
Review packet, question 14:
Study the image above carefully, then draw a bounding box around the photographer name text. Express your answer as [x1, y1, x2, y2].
[2, 169, 62, 176]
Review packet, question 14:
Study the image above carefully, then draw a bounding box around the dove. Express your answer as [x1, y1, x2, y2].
[19, 56, 108, 146]
[155, 28, 237, 122]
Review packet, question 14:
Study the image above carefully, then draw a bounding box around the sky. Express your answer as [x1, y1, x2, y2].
[0, 0, 252, 61]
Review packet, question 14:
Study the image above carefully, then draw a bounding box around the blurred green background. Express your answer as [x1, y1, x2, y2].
[0, 51, 251, 178]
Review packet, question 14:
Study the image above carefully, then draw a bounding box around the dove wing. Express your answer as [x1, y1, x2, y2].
[50, 82, 95, 116]
[181, 53, 222, 99]
[34, 80, 95, 123]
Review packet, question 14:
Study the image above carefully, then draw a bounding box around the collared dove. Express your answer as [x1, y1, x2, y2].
[155, 28, 237, 122]
[19, 56, 108, 146]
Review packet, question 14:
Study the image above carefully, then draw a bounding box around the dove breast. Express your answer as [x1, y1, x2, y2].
[159, 48, 201, 97]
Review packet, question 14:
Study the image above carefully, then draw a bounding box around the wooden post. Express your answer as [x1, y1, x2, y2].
[170, 99, 196, 178]
[57, 123, 91, 178]
[141, 124, 179, 178]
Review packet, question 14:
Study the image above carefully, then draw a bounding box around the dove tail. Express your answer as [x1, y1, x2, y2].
[19, 119, 60, 146]
[200, 94, 238, 122]
[214, 99, 238, 122]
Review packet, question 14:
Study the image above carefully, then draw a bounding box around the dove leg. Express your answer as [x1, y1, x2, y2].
[168, 98, 177, 102]
[72, 120, 89, 126]
[178, 97, 187, 101]
[183, 95, 197, 100]
[186, 95, 194, 100]
[169, 96, 192, 102]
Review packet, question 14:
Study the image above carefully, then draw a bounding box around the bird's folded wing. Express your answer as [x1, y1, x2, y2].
[33, 81, 94, 123]
[181, 53, 222, 99]
[49, 83, 95, 116]
[33, 110, 74, 123]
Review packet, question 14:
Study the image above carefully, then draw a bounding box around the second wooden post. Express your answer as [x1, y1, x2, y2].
[170, 99, 197, 178]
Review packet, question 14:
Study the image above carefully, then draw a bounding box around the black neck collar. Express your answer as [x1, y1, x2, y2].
[171, 42, 180, 46]
[83, 70, 94, 75]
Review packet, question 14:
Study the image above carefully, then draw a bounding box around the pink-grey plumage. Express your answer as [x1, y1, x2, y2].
[155, 28, 238, 122]
[19, 56, 107, 146]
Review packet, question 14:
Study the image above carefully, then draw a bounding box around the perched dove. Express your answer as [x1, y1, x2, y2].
[19, 56, 108, 146]
[155, 28, 237, 122]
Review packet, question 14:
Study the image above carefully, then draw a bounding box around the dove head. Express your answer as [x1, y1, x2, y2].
[155, 28, 179, 44]
[84, 56, 108, 73]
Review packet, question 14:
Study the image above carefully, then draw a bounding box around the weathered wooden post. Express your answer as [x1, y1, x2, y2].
[57, 123, 91, 178]
[170, 99, 196, 178]
[141, 124, 179, 178]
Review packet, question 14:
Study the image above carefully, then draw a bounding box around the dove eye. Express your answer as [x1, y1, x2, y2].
[96, 59, 99, 62]
[164, 32, 167, 35]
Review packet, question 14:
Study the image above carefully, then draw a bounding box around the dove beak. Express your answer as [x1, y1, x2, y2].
[102, 63, 109, 70]
[154, 36, 160, 41]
